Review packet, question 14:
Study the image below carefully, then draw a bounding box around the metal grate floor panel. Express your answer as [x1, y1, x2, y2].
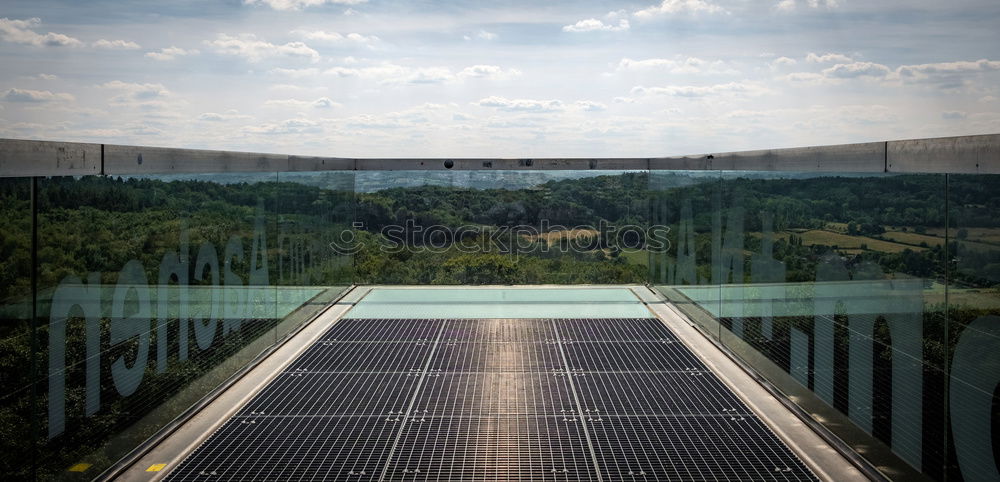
[572, 371, 754, 416]
[440, 318, 556, 343]
[321, 318, 443, 342]
[562, 341, 709, 372]
[554, 318, 679, 342]
[166, 415, 399, 482]
[288, 341, 433, 373]
[238, 372, 421, 416]
[166, 317, 817, 481]
[430, 340, 565, 372]
[412, 373, 576, 416]
[587, 415, 816, 481]
[385, 416, 598, 482]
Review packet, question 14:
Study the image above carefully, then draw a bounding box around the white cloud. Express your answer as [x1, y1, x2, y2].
[485, 117, 542, 129]
[263, 98, 308, 107]
[806, 52, 853, 63]
[336, 104, 451, 131]
[267, 83, 316, 93]
[0, 17, 82, 47]
[815, 0, 841, 8]
[268, 67, 321, 78]
[941, 111, 967, 120]
[293, 30, 379, 46]
[146, 47, 199, 61]
[99, 80, 170, 100]
[312, 97, 340, 108]
[776, 0, 839, 11]
[198, 110, 254, 122]
[208, 33, 319, 63]
[822, 61, 892, 79]
[264, 97, 342, 109]
[574, 100, 608, 112]
[776, 0, 795, 10]
[720, 104, 898, 127]
[780, 72, 828, 84]
[243, 0, 367, 11]
[324, 63, 518, 85]
[2, 88, 74, 103]
[476, 96, 564, 113]
[771, 56, 797, 68]
[393, 67, 453, 84]
[244, 117, 323, 134]
[631, 81, 770, 97]
[456, 65, 522, 80]
[616, 58, 675, 70]
[27, 105, 106, 117]
[897, 59, 1000, 79]
[93, 39, 141, 50]
[97, 81, 177, 110]
[344, 114, 410, 129]
[781, 59, 998, 85]
[2, 6, 997, 158]
[562, 18, 629, 33]
[127, 124, 164, 136]
[135, 100, 175, 112]
[30, 73, 58, 80]
[72, 128, 126, 137]
[780, 61, 891, 84]
[634, 0, 725, 18]
[335, 65, 451, 85]
[616, 57, 736, 74]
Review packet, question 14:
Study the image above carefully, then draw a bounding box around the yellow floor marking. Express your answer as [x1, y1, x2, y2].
[68, 463, 91, 472]
[146, 463, 167, 472]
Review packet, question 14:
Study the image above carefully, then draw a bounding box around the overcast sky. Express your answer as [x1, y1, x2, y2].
[1, 0, 998, 157]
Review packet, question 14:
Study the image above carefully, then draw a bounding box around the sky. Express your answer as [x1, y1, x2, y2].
[0, 0, 998, 158]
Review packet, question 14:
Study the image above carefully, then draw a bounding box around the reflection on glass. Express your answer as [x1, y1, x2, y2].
[0, 178, 35, 478]
[0, 162, 996, 481]
[351, 170, 651, 284]
[274, 171, 355, 338]
[649, 171, 722, 339]
[651, 172, 966, 479]
[947, 174, 1000, 481]
[35, 173, 280, 478]
[0, 172, 356, 479]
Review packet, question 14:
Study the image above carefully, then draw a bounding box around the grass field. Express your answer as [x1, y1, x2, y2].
[621, 249, 649, 266]
[778, 229, 924, 253]
[825, 222, 849, 233]
[882, 231, 945, 248]
[527, 228, 600, 244]
[925, 227, 1000, 245]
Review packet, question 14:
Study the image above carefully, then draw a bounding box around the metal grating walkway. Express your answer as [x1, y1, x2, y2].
[165, 318, 817, 481]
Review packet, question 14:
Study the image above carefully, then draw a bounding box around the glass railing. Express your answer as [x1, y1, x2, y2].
[649, 169, 1000, 481]
[349, 170, 651, 284]
[0, 135, 997, 480]
[0, 169, 354, 479]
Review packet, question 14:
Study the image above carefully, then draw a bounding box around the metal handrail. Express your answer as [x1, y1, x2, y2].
[1, 133, 997, 177]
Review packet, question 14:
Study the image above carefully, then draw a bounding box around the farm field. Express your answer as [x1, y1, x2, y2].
[926, 227, 1000, 245]
[881, 231, 945, 247]
[527, 228, 601, 244]
[773, 229, 925, 253]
